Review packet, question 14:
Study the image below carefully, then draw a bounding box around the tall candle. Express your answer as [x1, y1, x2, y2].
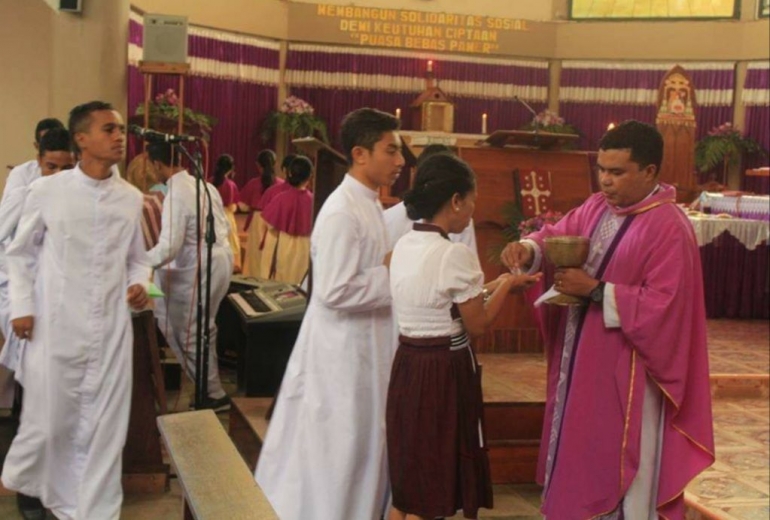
[427, 60, 433, 72]
[395, 108, 401, 120]
[482, 113, 488, 134]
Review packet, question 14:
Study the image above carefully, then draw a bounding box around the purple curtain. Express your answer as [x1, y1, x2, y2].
[559, 102, 658, 151]
[128, 19, 279, 187]
[286, 87, 415, 150]
[742, 105, 770, 194]
[286, 47, 549, 145]
[741, 65, 770, 193]
[559, 65, 734, 151]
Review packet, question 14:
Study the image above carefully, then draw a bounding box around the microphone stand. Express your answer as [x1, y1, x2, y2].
[174, 142, 216, 409]
[514, 95, 541, 135]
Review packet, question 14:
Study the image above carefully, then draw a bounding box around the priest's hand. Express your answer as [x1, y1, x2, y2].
[127, 284, 149, 310]
[554, 268, 598, 298]
[12, 316, 34, 341]
[501, 241, 533, 272]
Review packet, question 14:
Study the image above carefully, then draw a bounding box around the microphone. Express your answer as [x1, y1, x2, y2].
[128, 124, 198, 143]
[513, 96, 540, 133]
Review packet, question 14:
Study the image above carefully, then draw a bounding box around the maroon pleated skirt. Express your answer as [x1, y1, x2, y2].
[386, 335, 493, 519]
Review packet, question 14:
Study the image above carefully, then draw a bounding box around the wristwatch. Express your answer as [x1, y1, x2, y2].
[589, 281, 605, 304]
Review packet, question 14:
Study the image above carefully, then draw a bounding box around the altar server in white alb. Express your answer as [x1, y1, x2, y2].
[0, 126, 75, 381]
[256, 107, 404, 520]
[0, 119, 66, 378]
[384, 144, 478, 254]
[146, 141, 233, 411]
[2, 101, 150, 520]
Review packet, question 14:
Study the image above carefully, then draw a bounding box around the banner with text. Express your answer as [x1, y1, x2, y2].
[309, 4, 539, 55]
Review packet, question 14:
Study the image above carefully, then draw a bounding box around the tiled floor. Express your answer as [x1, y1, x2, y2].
[0, 319, 766, 519]
[685, 397, 770, 520]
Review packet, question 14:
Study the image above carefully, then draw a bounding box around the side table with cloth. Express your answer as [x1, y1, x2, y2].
[689, 216, 770, 319]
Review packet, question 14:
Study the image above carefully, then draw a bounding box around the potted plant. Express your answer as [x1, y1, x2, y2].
[261, 95, 328, 144]
[520, 110, 580, 134]
[695, 122, 766, 183]
[133, 88, 218, 140]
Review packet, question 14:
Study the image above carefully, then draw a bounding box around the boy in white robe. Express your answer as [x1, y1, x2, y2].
[0, 127, 75, 378]
[384, 144, 478, 254]
[256, 108, 404, 520]
[0, 122, 73, 520]
[2, 101, 150, 520]
[0, 119, 66, 379]
[146, 141, 233, 411]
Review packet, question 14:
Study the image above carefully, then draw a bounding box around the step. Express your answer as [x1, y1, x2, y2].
[229, 397, 272, 472]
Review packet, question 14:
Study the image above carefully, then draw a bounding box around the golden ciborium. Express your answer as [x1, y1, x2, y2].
[543, 236, 590, 306]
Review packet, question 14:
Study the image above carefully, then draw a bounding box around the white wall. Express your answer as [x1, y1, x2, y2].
[0, 0, 53, 194]
[0, 0, 129, 195]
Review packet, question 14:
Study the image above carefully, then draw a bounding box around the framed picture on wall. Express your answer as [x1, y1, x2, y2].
[760, 0, 770, 17]
[569, 0, 738, 20]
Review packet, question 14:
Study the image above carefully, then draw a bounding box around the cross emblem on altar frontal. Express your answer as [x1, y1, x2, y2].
[521, 170, 552, 215]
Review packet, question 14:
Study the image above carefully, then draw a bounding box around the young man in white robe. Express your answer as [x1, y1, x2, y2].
[384, 144, 478, 254]
[256, 107, 404, 520]
[146, 141, 233, 411]
[0, 119, 67, 388]
[0, 127, 75, 377]
[2, 101, 150, 520]
[0, 124, 74, 520]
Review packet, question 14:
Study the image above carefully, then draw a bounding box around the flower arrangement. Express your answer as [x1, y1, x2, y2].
[262, 95, 329, 143]
[517, 210, 565, 237]
[134, 88, 218, 140]
[520, 110, 580, 137]
[695, 123, 765, 181]
[490, 205, 565, 263]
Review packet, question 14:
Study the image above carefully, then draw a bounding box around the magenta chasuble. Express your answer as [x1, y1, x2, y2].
[525, 184, 714, 520]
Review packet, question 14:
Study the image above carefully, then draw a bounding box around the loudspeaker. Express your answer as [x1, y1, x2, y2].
[59, 0, 82, 12]
[142, 14, 188, 64]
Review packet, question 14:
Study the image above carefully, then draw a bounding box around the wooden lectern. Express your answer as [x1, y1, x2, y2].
[123, 311, 170, 493]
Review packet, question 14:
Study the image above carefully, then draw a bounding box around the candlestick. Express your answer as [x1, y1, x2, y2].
[482, 113, 488, 134]
[427, 60, 433, 73]
[395, 108, 401, 120]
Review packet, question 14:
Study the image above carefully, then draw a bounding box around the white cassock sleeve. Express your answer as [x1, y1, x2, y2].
[147, 188, 186, 268]
[126, 207, 152, 289]
[383, 202, 412, 251]
[6, 183, 45, 319]
[0, 168, 33, 243]
[312, 212, 392, 312]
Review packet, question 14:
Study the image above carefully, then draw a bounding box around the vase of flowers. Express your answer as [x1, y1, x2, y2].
[489, 204, 565, 263]
[695, 122, 766, 184]
[520, 110, 580, 144]
[517, 210, 565, 238]
[261, 95, 328, 144]
[133, 88, 218, 141]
